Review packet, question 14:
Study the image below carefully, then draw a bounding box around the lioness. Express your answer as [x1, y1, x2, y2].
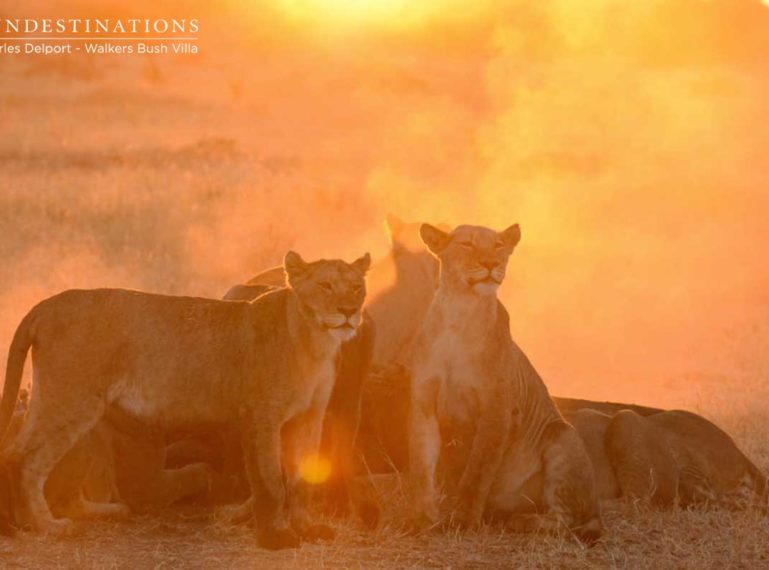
[213, 280, 376, 522]
[219, 215, 440, 484]
[366, 215, 444, 369]
[571, 408, 767, 508]
[357, 216, 663, 475]
[0, 250, 370, 550]
[409, 223, 601, 542]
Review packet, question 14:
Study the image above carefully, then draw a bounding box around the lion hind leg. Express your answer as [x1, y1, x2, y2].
[606, 410, 659, 504]
[539, 427, 603, 545]
[15, 395, 105, 534]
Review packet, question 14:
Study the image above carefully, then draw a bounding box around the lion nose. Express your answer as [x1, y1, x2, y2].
[480, 261, 497, 271]
[338, 307, 357, 318]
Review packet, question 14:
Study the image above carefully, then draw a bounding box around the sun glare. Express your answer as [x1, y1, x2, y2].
[298, 454, 332, 485]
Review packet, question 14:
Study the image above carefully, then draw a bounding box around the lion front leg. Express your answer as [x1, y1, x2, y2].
[408, 376, 442, 530]
[283, 408, 336, 542]
[241, 420, 299, 550]
[454, 399, 514, 529]
[320, 319, 373, 521]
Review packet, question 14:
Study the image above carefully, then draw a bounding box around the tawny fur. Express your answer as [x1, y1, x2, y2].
[0, 251, 370, 550]
[0, 399, 211, 533]
[357, 217, 662, 476]
[409, 223, 601, 543]
[365, 215, 444, 370]
[572, 408, 767, 508]
[234, 215, 439, 478]
[217, 278, 377, 524]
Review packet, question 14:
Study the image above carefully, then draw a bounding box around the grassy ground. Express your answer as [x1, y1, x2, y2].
[3, 500, 769, 568]
[1, 2, 769, 567]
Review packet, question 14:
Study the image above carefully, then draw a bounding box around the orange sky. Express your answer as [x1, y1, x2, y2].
[1, 0, 768, 409]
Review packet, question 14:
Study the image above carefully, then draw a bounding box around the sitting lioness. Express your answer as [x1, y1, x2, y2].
[0, 250, 370, 550]
[356, 216, 663, 476]
[409, 223, 601, 543]
[571, 408, 767, 508]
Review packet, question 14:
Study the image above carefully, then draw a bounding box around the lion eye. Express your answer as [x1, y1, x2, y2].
[494, 242, 505, 250]
[318, 282, 333, 293]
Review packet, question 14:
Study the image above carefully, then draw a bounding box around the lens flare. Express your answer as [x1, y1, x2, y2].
[298, 454, 332, 484]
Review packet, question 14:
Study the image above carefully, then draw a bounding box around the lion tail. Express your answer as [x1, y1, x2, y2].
[0, 309, 36, 446]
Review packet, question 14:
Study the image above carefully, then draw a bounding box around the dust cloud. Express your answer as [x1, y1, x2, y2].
[1, 0, 768, 411]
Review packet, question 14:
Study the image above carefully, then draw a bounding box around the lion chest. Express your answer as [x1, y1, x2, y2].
[286, 358, 336, 419]
[425, 327, 485, 427]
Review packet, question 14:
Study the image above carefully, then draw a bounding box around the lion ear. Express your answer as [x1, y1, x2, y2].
[500, 224, 521, 248]
[351, 252, 371, 275]
[385, 214, 405, 244]
[420, 223, 451, 255]
[284, 250, 309, 285]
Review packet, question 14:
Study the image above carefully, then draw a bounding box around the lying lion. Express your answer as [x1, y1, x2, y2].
[571, 408, 767, 509]
[0, 250, 370, 550]
[357, 366, 767, 519]
[0, 391, 210, 536]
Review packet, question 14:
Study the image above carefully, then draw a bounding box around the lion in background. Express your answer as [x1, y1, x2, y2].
[0, 388, 211, 536]
[571, 408, 767, 509]
[0, 250, 370, 550]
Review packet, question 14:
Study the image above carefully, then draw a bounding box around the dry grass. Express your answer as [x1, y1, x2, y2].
[1, 1, 769, 567]
[3, 501, 769, 569]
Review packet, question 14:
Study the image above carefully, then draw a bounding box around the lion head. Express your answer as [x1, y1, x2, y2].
[284, 251, 371, 341]
[419, 223, 521, 295]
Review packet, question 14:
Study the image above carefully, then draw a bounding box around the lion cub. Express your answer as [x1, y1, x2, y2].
[409, 223, 601, 542]
[0, 251, 370, 550]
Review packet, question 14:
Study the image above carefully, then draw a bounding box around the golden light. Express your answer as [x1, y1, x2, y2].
[298, 454, 332, 485]
[277, 0, 411, 26]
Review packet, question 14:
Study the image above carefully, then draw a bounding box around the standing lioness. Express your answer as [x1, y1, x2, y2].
[0, 250, 370, 550]
[409, 223, 601, 543]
